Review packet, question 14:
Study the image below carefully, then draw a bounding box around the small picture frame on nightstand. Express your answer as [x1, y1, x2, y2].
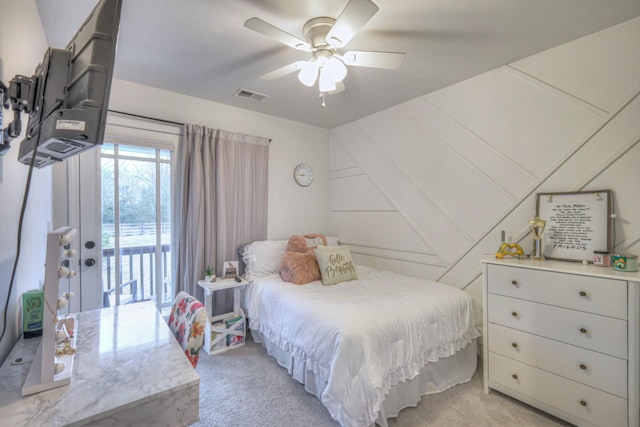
[222, 261, 239, 279]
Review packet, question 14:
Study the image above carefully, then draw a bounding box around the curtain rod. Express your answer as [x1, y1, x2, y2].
[108, 109, 184, 127]
[107, 109, 272, 143]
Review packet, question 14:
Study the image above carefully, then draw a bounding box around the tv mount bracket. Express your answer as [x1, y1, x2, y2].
[1, 74, 37, 156]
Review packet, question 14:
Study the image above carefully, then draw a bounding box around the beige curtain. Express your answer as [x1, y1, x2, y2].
[215, 130, 269, 272]
[173, 125, 268, 303]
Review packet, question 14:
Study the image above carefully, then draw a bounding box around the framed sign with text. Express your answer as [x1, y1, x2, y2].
[535, 190, 613, 262]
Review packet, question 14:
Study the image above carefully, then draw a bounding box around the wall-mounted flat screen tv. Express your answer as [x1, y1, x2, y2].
[18, 0, 122, 168]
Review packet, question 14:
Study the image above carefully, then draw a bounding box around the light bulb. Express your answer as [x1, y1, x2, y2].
[298, 60, 319, 87]
[326, 56, 347, 82]
[318, 67, 337, 92]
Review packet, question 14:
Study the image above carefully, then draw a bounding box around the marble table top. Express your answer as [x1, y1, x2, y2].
[0, 301, 200, 426]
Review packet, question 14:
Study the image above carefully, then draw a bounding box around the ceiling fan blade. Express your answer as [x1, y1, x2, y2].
[259, 61, 306, 81]
[341, 51, 405, 69]
[326, 0, 379, 48]
[244, 17, 311, 51]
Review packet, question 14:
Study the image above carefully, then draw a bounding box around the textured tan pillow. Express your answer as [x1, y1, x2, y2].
[314, 246, 358, 285]
[279, 251, 322, 285]
[279, 234, 327, 285]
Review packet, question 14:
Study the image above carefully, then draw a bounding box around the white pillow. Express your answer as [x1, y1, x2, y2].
[242, 240, 288, 281]
[325, 236, 340, 246]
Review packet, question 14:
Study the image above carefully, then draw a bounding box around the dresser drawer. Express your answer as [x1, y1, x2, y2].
[488, 294, 627, 359]
[488, 352, 627, 427]
[487, 264, 627, 319]
[488, 323, 627, 398]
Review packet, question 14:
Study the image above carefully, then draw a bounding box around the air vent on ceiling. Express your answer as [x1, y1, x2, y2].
[234, 88, 269, 103]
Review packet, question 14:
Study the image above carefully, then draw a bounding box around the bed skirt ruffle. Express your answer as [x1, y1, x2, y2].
[251, 328, 478, 427]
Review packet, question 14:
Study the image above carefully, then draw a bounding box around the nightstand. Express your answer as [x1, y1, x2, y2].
[197, 277, 249, 355]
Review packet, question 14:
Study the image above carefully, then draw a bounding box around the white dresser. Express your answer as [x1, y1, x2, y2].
[482, 258, 640, 427]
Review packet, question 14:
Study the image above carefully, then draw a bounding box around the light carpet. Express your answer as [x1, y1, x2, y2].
[193, 333, 572, 427]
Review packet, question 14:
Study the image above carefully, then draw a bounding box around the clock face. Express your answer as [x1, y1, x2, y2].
[293, 163, 313, 187]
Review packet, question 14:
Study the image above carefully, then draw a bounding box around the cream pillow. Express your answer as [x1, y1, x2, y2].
[325, 236, 340, 246]
[314, 245, 358, 285]
[242, 240, 288, 281]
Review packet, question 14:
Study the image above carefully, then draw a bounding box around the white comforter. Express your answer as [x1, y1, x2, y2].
[243, 266, 481, 427]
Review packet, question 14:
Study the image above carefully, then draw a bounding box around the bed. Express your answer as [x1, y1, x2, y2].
[240, 239, 481, 427]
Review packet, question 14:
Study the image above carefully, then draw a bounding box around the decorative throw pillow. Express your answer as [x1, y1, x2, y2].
[314, 245, 358, 286]
[285, 233, 327, 253]
[279, 251, 322, 284]
[242, 240, 288, 281]
[325, 236, 340, 246]
[279, 233, 327, 284]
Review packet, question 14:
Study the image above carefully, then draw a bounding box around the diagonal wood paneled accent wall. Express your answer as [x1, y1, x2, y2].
[330, 17, 640, 307]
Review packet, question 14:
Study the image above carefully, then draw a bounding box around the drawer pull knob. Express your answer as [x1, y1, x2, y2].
[579, 364, 587, 370]
[511, 280, 518, 286]
[579, 291, 587, 297]
[579, 327, 588, 334]
[512, 374, 518, 380]
[580, 400, 587, 407]
[511, 311, 518, 317]
[512, 342, 518, 348]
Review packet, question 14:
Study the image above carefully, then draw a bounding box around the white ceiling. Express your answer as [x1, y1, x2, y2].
[34, 0, 640, 129]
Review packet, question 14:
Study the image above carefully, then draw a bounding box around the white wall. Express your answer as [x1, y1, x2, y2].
[107, 79, 331, 239]
[0, 1, 51, 363]
[330, 17, 640, 309]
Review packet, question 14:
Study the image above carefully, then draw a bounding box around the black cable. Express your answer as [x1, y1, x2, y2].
[0, 139, 38, 343]
[0, 99, 60, 343]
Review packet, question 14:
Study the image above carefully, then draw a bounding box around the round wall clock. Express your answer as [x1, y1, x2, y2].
[293, 163, 314, 187]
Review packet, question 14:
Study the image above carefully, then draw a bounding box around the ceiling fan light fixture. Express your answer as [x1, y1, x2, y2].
[298, 60, 320, 87]
[246, 0, 402, 105]
[326, 56, 348, 82]
[318, 67, 337, 92]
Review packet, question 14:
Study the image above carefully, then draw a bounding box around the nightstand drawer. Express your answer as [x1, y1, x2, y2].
[488, 353, 627, 427]
[487, 264, 627, 319]
[488, 323, 627, 398]
[488, 294, 627, 358]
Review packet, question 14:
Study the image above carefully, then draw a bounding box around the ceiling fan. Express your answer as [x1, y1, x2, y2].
[244, 0, 405, 106]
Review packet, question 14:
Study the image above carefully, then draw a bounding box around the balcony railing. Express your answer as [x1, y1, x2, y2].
[102, 244, 172, 307]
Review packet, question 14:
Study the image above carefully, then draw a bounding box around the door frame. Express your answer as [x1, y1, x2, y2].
[53, 112, 181, 312]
